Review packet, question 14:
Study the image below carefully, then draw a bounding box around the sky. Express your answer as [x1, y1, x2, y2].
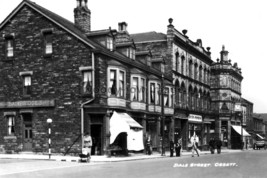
[0, 0, 266, 113]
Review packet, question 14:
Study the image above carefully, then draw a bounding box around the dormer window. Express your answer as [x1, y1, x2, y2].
[128, 47, 135, 60]
[107, 37, 113, 51]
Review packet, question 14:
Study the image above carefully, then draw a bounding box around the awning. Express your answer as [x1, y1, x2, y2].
[256, 134, 264, 139]
[110, 111, 144, 151]
[231, 125, 251, 136]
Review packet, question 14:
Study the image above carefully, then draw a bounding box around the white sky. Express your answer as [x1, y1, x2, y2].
[0, 0, 266, 113]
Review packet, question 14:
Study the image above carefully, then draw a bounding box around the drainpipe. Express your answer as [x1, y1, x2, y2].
[81, 52, 95, 148]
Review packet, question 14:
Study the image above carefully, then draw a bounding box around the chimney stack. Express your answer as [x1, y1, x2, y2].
[74, 0, 91, 33]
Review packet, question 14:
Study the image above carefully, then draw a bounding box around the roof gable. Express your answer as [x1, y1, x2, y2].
[0, 0, 97, 49]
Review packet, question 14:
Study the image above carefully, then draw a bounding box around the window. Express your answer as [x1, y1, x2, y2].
[107, 37, 113, 51]
[131, 77, 138, 101]
[4, 34, 15, 58]
[42, 29, 53, 56]
[6, 39, 14, 57]
[131, 76, 146, 102]
[181, 56, 185, 75]
[108, 68, 125, 97]
[24, 76, 31, 95]
[175, 53, 179, 72]
[82, 71, 92, 94]
[164, 87, 173, 107]
[44, 33, 52, 54]
[128, 48, 135, 60]
[150, 83, 155, 104]
[140, 78, 145, 102]
[7, 115, 15, 136]
[156, 83, 161, 105]
[20, 71, 33, 95]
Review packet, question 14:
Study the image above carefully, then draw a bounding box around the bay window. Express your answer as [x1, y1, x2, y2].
[131, 76, 146, 102]
[149, 81, 161, 105]
[164, 87, 173, 107]
[108, 67, 125, 97]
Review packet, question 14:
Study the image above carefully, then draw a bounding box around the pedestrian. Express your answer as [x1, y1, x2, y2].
[216, 139, 222, 154]
[175, 138, 182, 157]
[83, 132, 92, 157]
[209, 137, 215, 154]
[146, 135, 152, 155]
[170, 140, 174, 157]
[190, 134, 200, 157]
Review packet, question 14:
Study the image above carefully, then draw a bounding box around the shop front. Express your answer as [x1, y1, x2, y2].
[188, 114, 203, 149]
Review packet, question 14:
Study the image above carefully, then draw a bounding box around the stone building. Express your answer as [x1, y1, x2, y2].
[0, 0, 174, 155]
[0, 0, 254, 154]
[132, 18, 214, 150]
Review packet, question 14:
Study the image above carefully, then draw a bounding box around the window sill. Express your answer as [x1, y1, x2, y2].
[4, 136, 17, 140]
[3, 57, 14, 62]
[43, 53, 52, 58]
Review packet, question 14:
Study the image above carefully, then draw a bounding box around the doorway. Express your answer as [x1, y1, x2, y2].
[22, 113, 33, 151]
[91, 124, 102, 155]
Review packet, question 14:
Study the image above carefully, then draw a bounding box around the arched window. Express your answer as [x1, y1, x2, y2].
[188, 85, 193, 109]
[181, 55, 185, 75]
[194, 63, 198, 80]
[189, 60, 193, 78]
[203, 68, 207, 84]
[199, 66, 203, 82]
[181, 82, 186, 108]
[174, 80, 180, 107]
[194, 87, 198, 109]
[175, 52, 179, 72]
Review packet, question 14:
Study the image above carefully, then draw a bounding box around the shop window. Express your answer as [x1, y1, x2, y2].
[7, 115, 15, 136]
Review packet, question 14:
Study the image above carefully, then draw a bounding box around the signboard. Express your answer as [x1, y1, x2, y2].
[0, 100, 55, 108]
[188, 114, 202, 123]
[234, 103, 242, 112]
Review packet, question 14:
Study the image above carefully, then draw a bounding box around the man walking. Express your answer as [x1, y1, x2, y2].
[190, 134, 199, 157]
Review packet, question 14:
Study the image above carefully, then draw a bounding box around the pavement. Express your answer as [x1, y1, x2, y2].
[0, 149, 246, 163]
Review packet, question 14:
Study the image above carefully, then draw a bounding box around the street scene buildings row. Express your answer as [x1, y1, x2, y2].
[0, 0, 264, 155]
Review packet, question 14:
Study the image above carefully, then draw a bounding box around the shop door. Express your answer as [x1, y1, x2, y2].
[91, 124, 102, 155]
[23, 113, 33, 151]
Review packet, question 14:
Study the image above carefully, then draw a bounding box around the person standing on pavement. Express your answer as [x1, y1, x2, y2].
[209, 137, 215, 154]
[190, 134, 200, 157]
[216, 139, 222, 154]
[170, 140, 174, 157]
[83, 132, 92, 157]
[146, 135, 152, 155]
[175, 138, 182, 157]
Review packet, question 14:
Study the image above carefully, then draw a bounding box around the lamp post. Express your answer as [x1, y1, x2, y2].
[160, 59, 166, 156]
[47, 118, 52, 159]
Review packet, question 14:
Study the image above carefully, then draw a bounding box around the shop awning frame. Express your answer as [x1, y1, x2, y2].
[231, 125, 251, 136]
[256, 134, 264, 139]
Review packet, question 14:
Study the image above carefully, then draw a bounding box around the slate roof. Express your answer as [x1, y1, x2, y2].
[131, 31, 167, 43]
[0, 0, 172, 81]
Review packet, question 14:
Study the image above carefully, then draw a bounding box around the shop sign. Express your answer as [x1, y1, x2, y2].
[234, 103, 242, 112]
[0, 100, 55, 108]
[188, 114, 202, 123]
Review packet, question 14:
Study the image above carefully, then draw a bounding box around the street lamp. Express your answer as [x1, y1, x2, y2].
[47, 118, 53, 159]
[161, 59, 165, 156]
